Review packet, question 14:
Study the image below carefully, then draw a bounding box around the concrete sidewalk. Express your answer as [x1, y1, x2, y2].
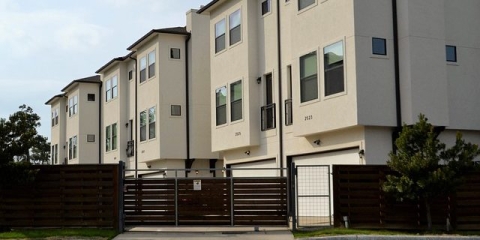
[303, 236, 480, 240]
[113, 226, 294, 240]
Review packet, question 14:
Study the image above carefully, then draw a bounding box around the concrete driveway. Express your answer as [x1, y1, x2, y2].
[113, 226, 294, 240]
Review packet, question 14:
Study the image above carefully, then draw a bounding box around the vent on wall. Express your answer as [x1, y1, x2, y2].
[86, 134, 95, 142]
[171, 105, 181, 116]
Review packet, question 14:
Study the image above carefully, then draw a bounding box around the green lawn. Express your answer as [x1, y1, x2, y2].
[293, 228, 480, 238]
[0, 229, 118, 239]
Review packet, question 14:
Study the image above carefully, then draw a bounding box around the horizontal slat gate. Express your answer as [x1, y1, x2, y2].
[123, 177, 288, 226]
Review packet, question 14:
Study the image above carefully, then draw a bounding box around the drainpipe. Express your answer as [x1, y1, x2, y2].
[129, 56, 138, 178]
[99, 82, 102, 164]
[276, 0, 284, 176]
[185, 34, 192, 168]
[392, 0, 402, 150]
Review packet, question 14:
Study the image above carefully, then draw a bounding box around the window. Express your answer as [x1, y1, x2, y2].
[230, 81, 242, 121]
[149, 107, 156, 139]
[87, 134, 95, 142]
[105, 76, 118, 102]
[51, 108, 59, 126]
[300, 52, 318, 103]
[372, 38, 386, 55]
[446, 45, 457, 62]
[285, 65, 293, 126]
[298, 0, 315, 10]
[171, 48, 181, 59]
[262, 74, 276, 131]
[140, 111, 147, 142]
[262, 0, 271, 15]
[215, 19, 226, 53]
[171, 105, 181, 116]
[229, 10, 241, 45]
[106, 125, 111, 151]
[54, 144, 58, 164]
[87, 94, 95, 101]
[68, 96, 78, 117]
[139, 56, 147, 83]
[69, 136, 77, 160]
[128, 70, 133, 80]
[324, 40, 345, 96]
[112, 123, 117, 150]
[215, 86, 227, 125]
[148, 51, 155, 78]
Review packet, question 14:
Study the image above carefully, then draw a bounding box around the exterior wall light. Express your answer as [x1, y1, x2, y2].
[358, 149, 365, 158]
[245, 150, 251, 155]
[256, 77, 262, 84]
[313, 140, 321, 145]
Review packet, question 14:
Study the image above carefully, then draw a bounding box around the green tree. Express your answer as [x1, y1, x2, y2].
[31, 135, 51, 165]
[383, 114, 480, 230]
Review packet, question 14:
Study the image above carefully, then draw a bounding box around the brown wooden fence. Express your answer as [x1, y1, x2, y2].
[333, 165, 480, 230]
[124, 177, 287, 226]
[0, 164, 121, 230]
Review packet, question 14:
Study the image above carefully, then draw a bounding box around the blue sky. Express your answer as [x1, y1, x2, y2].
[0, 0, 211, 139]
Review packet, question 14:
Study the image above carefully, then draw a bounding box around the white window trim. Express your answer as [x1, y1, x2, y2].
[298, 48, 320, 106]
[297, 0, 318, 14]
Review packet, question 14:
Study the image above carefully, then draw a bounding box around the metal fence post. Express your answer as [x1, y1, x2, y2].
[291, 162, 297, 232]
[230, 177, 234, 226]
[118, 161, 125, 232]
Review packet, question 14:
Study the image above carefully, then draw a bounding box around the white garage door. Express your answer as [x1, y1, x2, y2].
[229, 159, 277, 177]
[292, 148, 360, 226]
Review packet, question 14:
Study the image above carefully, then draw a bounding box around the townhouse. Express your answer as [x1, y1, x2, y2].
[46, 10, 221, 177]
[197, 0, 480, 176]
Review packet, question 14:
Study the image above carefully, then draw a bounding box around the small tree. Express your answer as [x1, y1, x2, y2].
[383, 114, 480, 230]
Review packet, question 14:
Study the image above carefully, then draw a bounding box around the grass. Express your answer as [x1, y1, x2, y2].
[0, 228, 118, 239]
[293, 228, 480, 238]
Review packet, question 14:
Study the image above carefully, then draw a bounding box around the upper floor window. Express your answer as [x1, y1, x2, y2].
[262, 0, 271, 15]
[128, 70, 133, 80]
[300, 52, 318, 103]
[68, 95, 78, 117]
[215, 19, 226, 53]
[87, 93, 95, 101]
[148, 51, 156, 78]
[51, 144, 58, 164]
[139, 56, 147, 83]
[171, 48, 181, 59]
[106, 123, 117, 152]
[298, 0, 315, 11]
[215, 86, 227, 126]
[372, 38, 386, 55]
[324, 40, 345, 96]
[105, 75, 118, 102]
[148, 107, 156, 139]
[140, 110, 147, 142]
[68, 136, 77, 160]
[446, 45, 457, 62]
[229, 10, 241, 46]
[51, 108, 59, 126]
[230, 80, 242, 121]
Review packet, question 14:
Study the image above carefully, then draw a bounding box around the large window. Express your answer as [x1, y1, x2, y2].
[215, 19, 226, 53]
[148, 51, 156, 78]
[105, 75, 118, 102]
[68, 95, 78, 117]
[51, 108, 59, 127]
[324, 40, 345, 96]
[149, 107, 156, 139]
[300, 52, 318, 103]
[105, 123, 117, 152]
[446, 45, 457, 62]
[215, 86, 227, 125]
[68, 136, 77, 160]
[229, 10, 241, 46]
[230, 81, 242, 121]
[298, 0, 315, 10]
[140, 56, 147, 83]
[140, 111, 147, 142]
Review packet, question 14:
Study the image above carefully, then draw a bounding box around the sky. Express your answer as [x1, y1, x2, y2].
[0, 0, 212, 140]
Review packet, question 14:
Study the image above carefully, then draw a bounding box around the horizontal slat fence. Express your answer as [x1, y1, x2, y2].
[123, 177, 288, 226]
[333, 165, 480, 230]
[0, 165, 120, 229]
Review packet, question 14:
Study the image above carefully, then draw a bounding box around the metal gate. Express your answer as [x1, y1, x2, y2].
[122, 169, 288, 227]
[293, 165, 332, 227]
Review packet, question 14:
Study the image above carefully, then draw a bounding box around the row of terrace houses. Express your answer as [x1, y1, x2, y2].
[46, 0, 480, 178]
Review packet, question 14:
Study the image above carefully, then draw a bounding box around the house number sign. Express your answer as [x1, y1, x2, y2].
[193, 180, 201, 191]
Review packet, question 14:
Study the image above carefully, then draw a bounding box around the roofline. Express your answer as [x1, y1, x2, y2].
[61, 75, 101, 92]
[126, 28, 190, 51]
[45, 94, 66, 105]
[95, 52, 134, 74]
[197, 0, 220, 14]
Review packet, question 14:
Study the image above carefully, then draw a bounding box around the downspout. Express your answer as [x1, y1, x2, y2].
[129, 56, 138, 178]
[99, 82, 102, 164]
[276, 0, 284, 176]
[392, 0, 402, 150]
[185, 34, 192, 171]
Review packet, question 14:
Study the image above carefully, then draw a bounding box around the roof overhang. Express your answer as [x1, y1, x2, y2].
[61, 75, 101, 92]
[95, 52, 134, 74]
[45, 94, 66, 105]
[197, 0, 225, 14]
[127, 27, 190, 51]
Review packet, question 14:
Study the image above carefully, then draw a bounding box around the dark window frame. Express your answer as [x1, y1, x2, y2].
[230, 80, 243, 122]
[170, 48, 181, 59]
[372, 37, 387, 55]
[262, 0, 271, 15]
[215, 86, 227, 126]
[324, 40, 345, 97]
[446, 45, 457, 62]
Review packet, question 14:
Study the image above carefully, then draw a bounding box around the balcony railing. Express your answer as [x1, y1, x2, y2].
[261, 103, 276, 131]
[126, 140, 134, 157]
[285, 99, 293, 126]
